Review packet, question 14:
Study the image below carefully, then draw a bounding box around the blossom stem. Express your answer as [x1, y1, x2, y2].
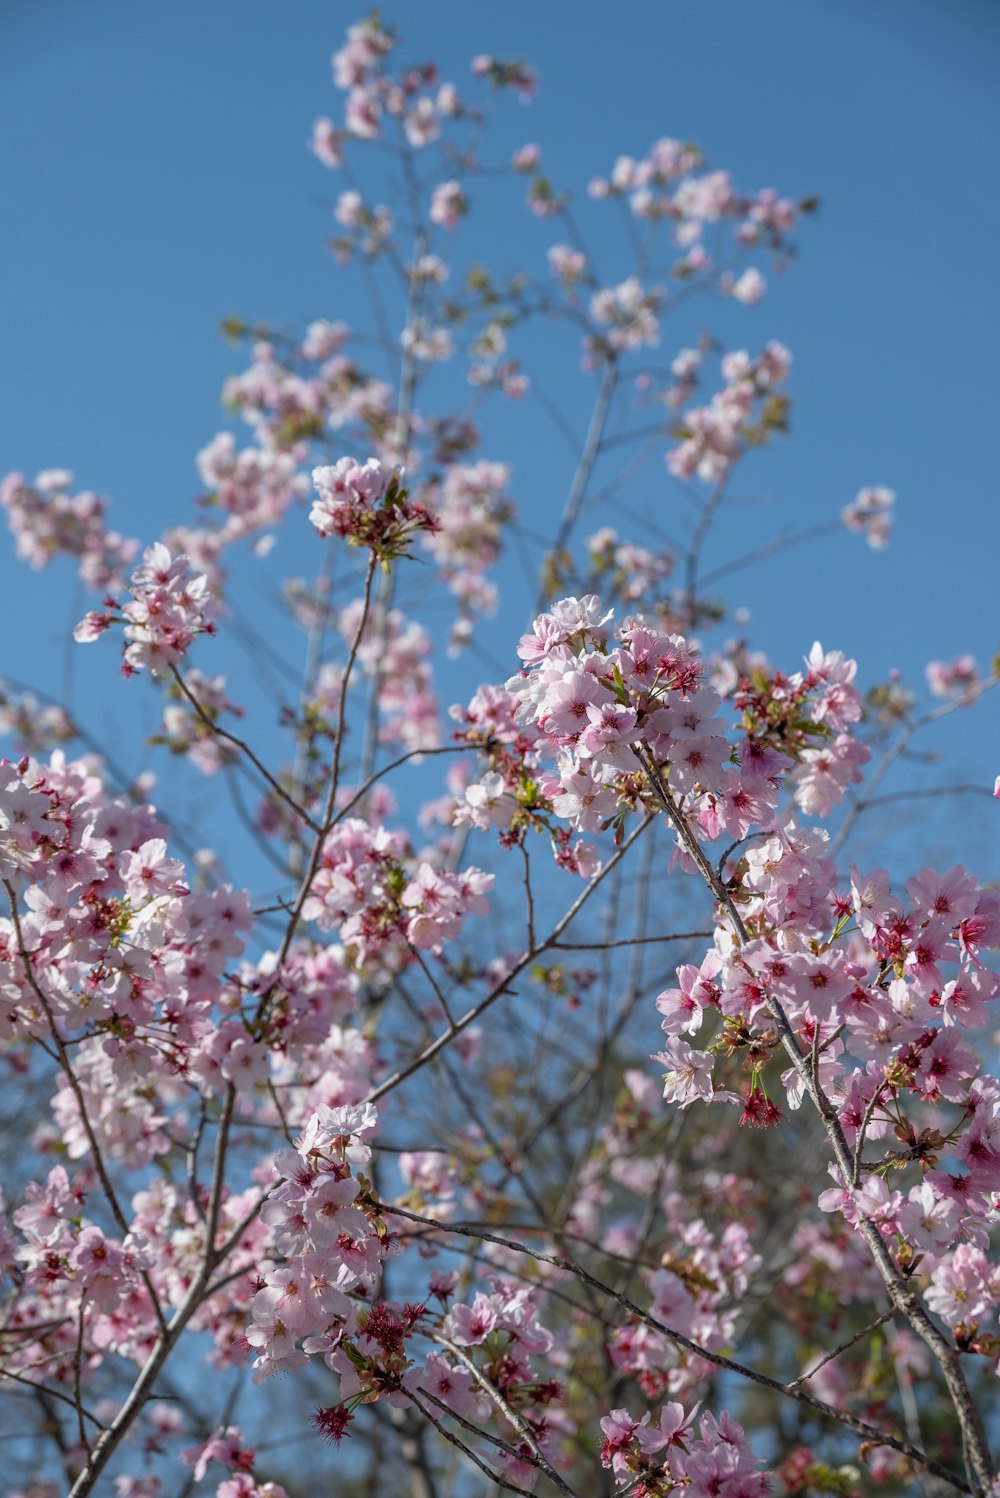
[537, 358, 618, 613]
[170, 664, 320, 834]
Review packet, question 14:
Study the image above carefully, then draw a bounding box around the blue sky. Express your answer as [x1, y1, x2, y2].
[2, 0, 998, 872]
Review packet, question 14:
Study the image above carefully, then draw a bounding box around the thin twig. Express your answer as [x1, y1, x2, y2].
[549, 931, 712, 951]
[170, 665, 319, 834]
[331, 744, 472, 829]
[0, 1366, 104, 1429]
[786, 1308, 896, 1389]
[538, 359, 619, 613]
[408, 1392, 540, 1498]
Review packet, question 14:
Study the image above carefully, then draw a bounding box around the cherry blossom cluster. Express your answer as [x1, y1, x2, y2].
[7, 1147, 271, 1418]
[310, 458, 436, 560]
[548, 241, 588, 286]
[249, 1102, 562, 1488]
[731, 642, 868, 819]
[196, 431, 308, 546]
[925, 652, 983, 699]
[721, 265, 767, 305]
[449, 667, 603, 879]
[466, 317, 528, 396]
[409, 1275, 564, 1489]
[308, 12, 533, 173]
[586, 526, 675, 607]
[429, 179, 466, 231]
[668, 342, 792, 484]
[181, 1424, 290, 1498]
[300, 814, 493, 958]
[453, 595, 867, 881]
[0, 681, 74, 756]
[598, 149, 795, 233]
[221, 335, 351, 448]
[310, 1240, 563, 1487]
[0, 468, 137, 591]
[652, 830, 1000, 1374]
[841, 485, 895, 549]
[586, 136, 809, 295]
[0, 750, 254, 1085]
[590, 277, 663, 354]
[418, 459, 514, 648]
[333, 187, 395, 263]
[0, 752, 287, 1377]
[247, 1102, 387, 1382]
[0, 754, 72, 889]
[600, 1405, 770, 1498]
[74, 542, 216, 677]
[399, 313, 452, 363]
[12, 1159, 147, 1350]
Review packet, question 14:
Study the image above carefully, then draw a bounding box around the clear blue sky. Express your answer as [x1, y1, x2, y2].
[1, 0, 998, 871]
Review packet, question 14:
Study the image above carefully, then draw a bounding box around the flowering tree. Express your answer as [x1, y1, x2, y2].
[1, 15, 999, 1498]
